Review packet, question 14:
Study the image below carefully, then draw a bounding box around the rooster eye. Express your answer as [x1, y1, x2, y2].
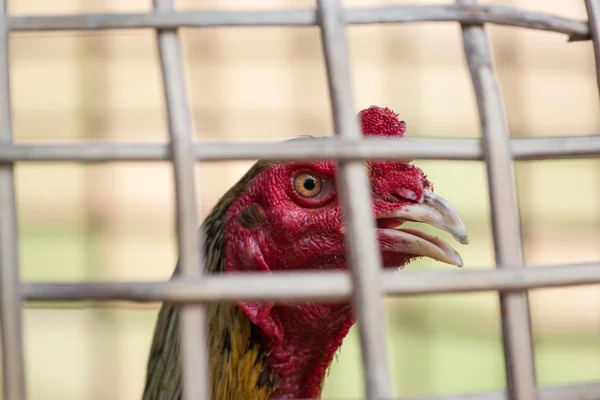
[294, 173, 323, 198]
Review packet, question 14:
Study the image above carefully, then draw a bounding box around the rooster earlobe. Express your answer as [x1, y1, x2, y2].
[237, 301, 283, 345]
[234, 235, 284, 344]
[240, 235, 271, 272]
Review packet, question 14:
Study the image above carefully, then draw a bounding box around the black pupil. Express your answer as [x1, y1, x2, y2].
[303, 177, 316, 191]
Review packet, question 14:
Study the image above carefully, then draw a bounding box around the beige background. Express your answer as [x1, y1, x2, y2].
[3, 0, 600, 398]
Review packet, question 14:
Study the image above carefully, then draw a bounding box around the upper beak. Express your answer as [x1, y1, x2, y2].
[377, 189, 469, 267]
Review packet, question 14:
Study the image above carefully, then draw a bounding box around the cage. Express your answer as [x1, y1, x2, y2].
[0, 0, 599, 399]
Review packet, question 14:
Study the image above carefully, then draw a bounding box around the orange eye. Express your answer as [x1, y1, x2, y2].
[294, 173, 323, 198]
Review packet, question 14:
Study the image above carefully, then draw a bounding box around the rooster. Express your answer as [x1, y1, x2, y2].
[142, 105, 469, 400]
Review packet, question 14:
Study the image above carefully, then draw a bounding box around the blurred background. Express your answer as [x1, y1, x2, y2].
[4, 0, 600, 398]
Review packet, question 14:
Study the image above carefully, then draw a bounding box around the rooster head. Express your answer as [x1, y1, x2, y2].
[216, 105, 469, 398]
[224, 105, 468, 277]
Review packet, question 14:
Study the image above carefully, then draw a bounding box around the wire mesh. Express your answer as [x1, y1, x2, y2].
[1, 1, 599, 400]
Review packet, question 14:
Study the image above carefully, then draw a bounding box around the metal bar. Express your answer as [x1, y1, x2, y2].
[400, 382, 600, 400]
[510, 135, 600, 160]
[20, 262, 600, 303]
[0, 2, 28, 399]
[457, 1, 538, 399]
[153, 0, 209, 399]
[317, 1, 392, 397]
[584, 0, 600, 94]
[5, 5, 591, 41]
[1, 135, 600, 162]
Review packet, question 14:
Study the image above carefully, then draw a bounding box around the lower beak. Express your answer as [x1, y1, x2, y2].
[377, 189, 469, 267]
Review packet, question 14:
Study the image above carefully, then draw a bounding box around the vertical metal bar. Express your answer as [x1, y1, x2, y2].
[457, 1, 538, 400]
[78, 18, 119, 397]
[316, 0, 393, 398]
[584, 0, 600, 95]
[0, 3, 28, 400]
[153, 0, 210, 399]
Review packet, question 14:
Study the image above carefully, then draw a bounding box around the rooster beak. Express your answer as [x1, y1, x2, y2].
[393, 189, 469, 245]
[376, 189, 469, 267]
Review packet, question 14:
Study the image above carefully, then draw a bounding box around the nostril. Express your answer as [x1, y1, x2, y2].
[391, 188, 419, 202]
[390, 192, 403, 202]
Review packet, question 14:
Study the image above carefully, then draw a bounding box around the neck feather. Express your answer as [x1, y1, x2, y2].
[203, 161, 356, 399]
[208, 300, 355, 399]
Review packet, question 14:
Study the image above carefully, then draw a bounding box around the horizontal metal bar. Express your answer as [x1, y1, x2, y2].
[1, 135, 600, 163]
[399, 381, 600, 400]
[21, 262, 600, 303]
[6, 4, 590, 41]
[509, 136, 600, 160]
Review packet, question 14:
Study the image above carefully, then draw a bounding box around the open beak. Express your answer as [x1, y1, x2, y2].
[377, 189, 469, 267]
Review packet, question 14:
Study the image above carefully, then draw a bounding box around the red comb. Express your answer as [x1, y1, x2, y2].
[358, 106, 406, 137]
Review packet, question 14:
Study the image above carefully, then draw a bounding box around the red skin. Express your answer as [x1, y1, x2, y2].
[224, 106, 432, 398]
